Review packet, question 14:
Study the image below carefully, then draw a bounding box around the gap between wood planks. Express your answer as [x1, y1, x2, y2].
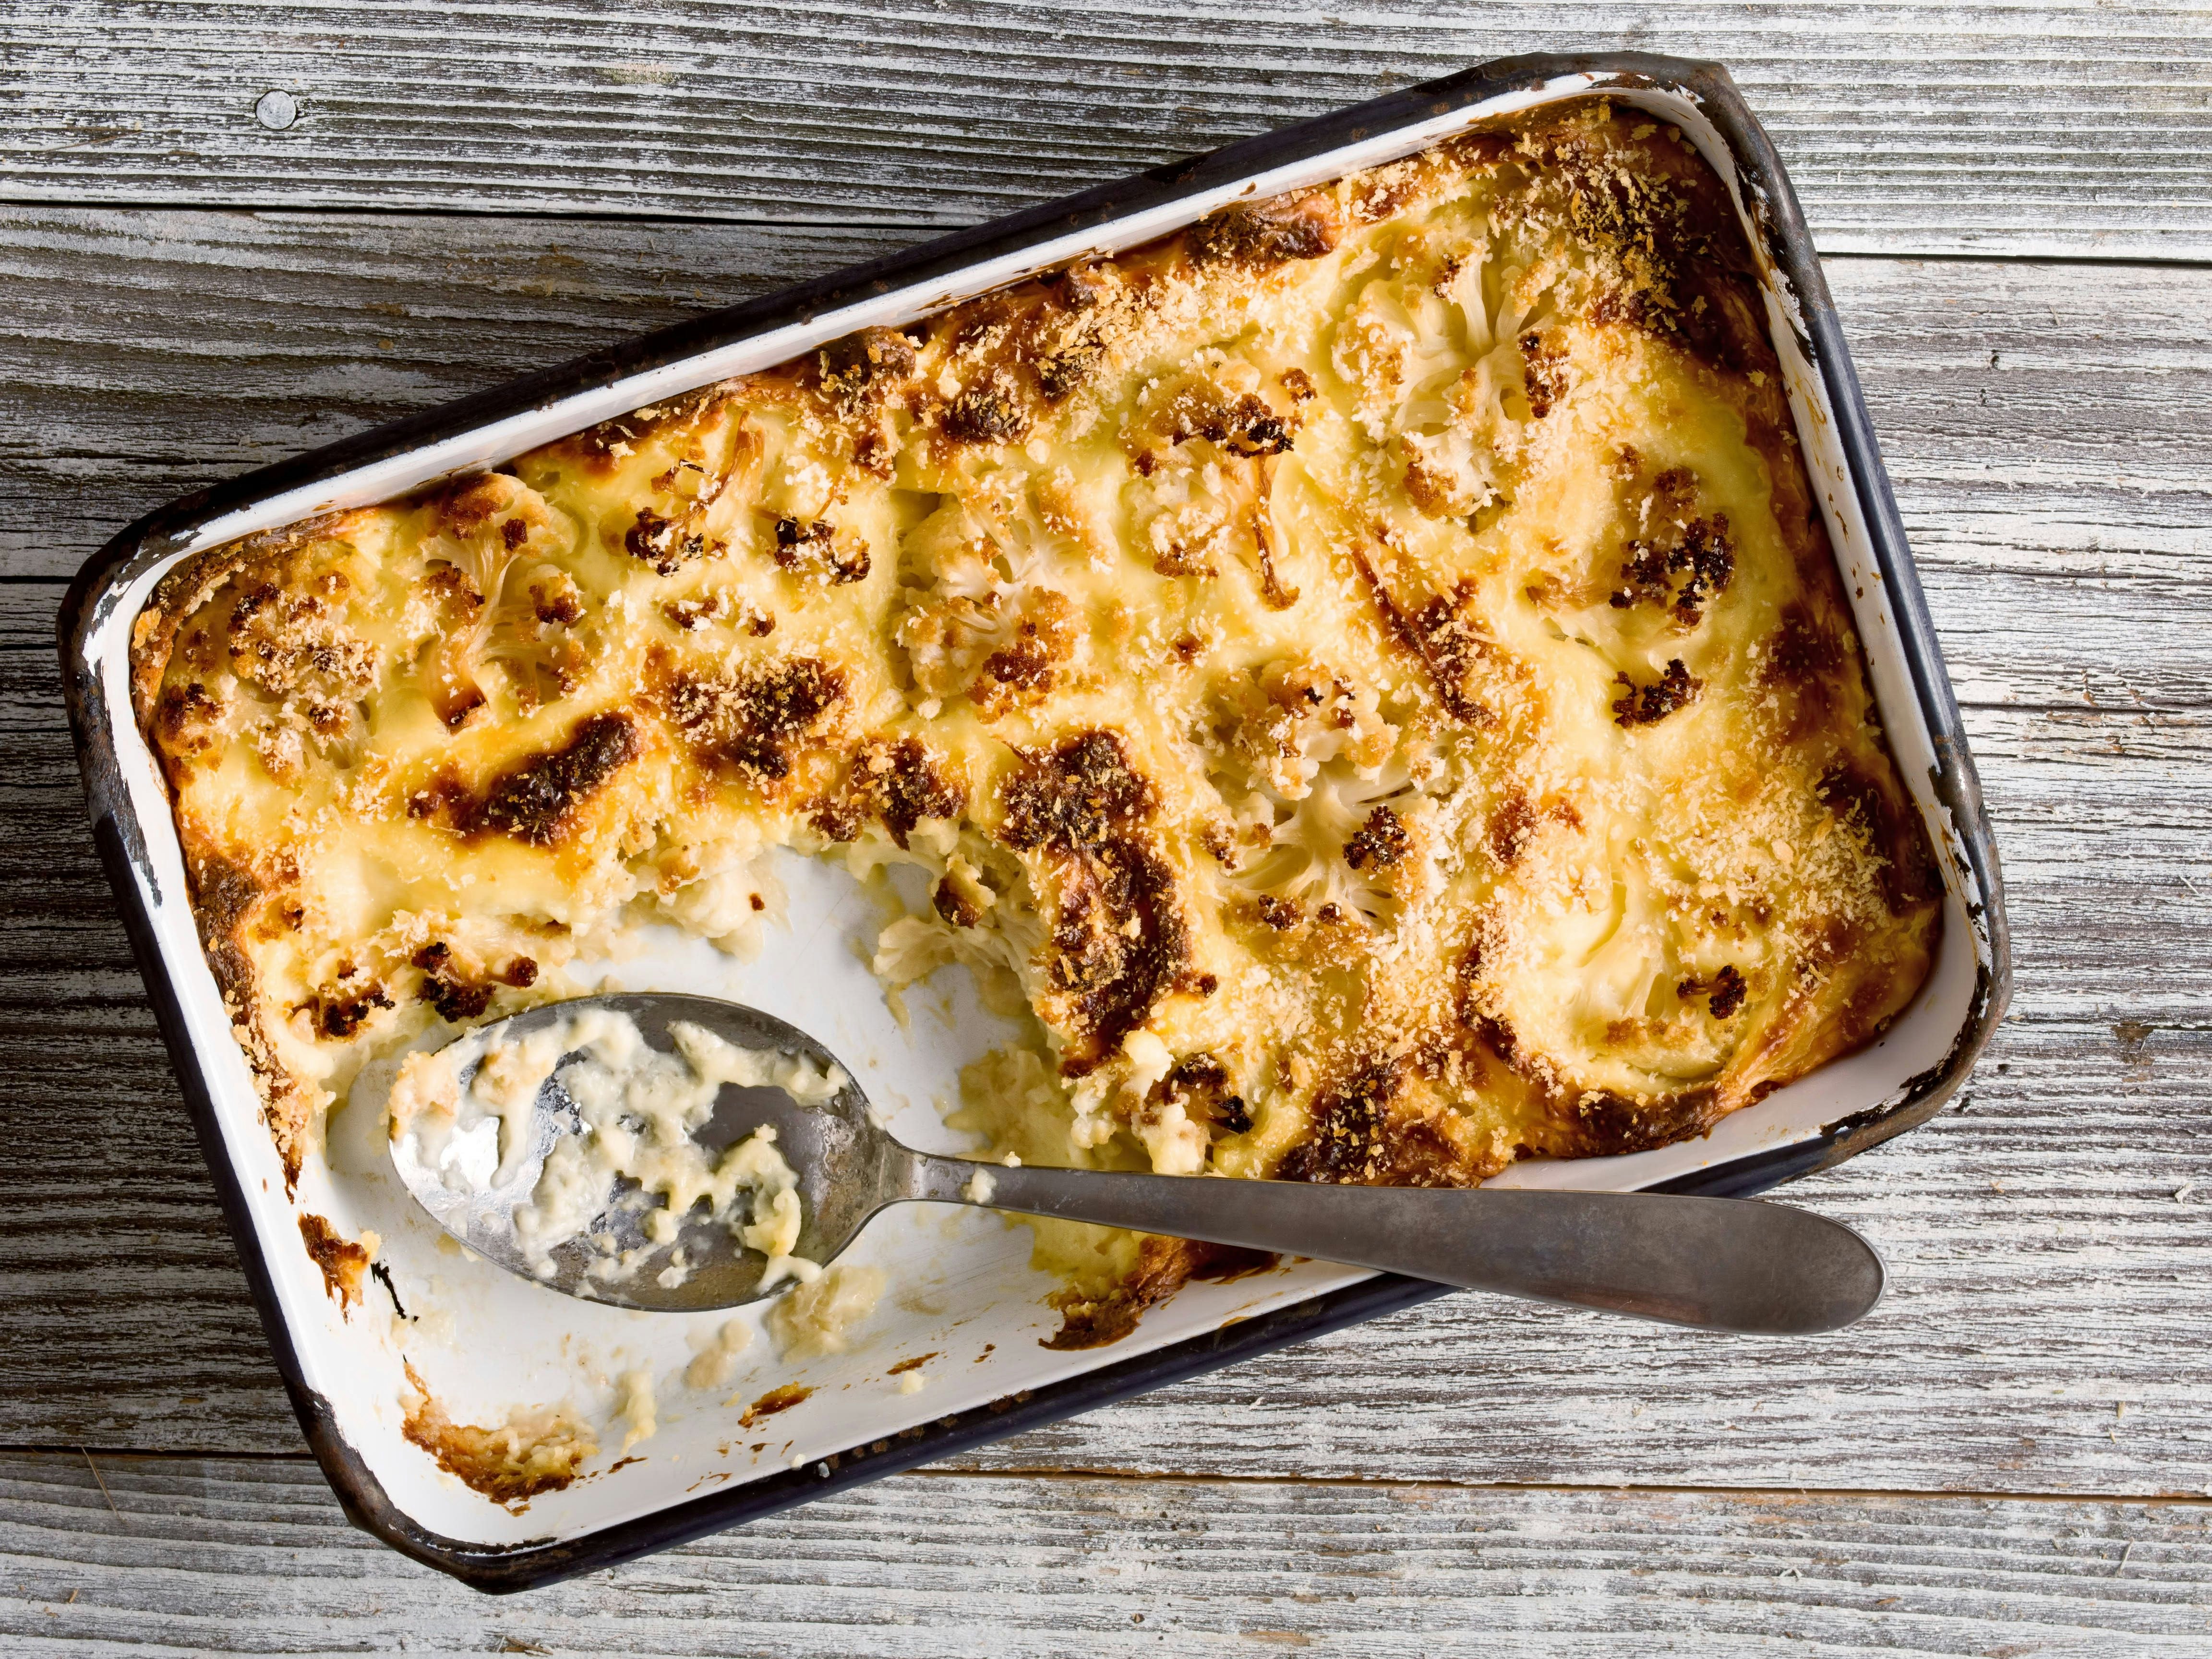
[1, 195, 2209, 272]
[19, 1446, 2212, 1511]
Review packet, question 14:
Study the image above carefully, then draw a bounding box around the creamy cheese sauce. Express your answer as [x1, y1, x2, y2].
[138, 96, 1943, 1402]
[389, 1011, 846, 1287]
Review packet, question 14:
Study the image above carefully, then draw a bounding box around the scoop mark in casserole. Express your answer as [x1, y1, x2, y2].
[131, 99, 1942, 1431]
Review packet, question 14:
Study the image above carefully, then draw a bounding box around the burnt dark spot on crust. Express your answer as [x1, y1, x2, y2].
[1189, 1244, 1278, 1282]
[1612, 514, 1734, 625]
[945, 384, 1030, 445]
[1000, 730, 1155, 854]
[473, 712, 641, 843]
[1520, 329, 1569, 418]
[406, 772, 471, 823]
[299, 1212, 371, 1315]
[1350, 552, 1512, 728]
[856, 735, 965, 849]
[1169, 392, 1295, 458]
[1408, 591, 1503, 725]
[500, 955, 539, 988]
[626, 507, 714, 576]
[412, 941, 494, 1022]
[973, 605, 1077, 713]
[1155, 1052, 1251, 1136]
[1277, 1061, 1479, 1187]
[1277, 1061, 1398, 1183]
[1344, 805, 1408, 872]
[1045, 836, 1188, 1075]
[1043, 1236, 1260, 1349]
[817, 327, 916, 408]
[1037, 344, 1102, 404]
[1185, 194, 1340, 270]
[1255, 895, 1301, 931]
[1452, 941, 1522, 1065]
[807, 734, 963, 850]
[772, 517, 870, 585]
[1678, 963, 1748, 1019]
[1768, 603, 1844, 683]
[663, 657, 847, 785]
[1487, 794, 1538, 866]
[1000, 733, 1191, 1074]
[313, 981, 391, 1040]
[532, 583, 584, 626]
[155, 680, 225, 754]
[1612, 659, 1700, 727]
[807, 796, 865, 843]
[1551, 1086, 1725, 1158]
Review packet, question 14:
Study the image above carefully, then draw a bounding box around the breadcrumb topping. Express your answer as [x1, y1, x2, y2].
[133, 98, 1940, 1356]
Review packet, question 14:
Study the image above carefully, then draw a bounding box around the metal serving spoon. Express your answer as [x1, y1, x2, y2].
[389, 993, 1885, 1334]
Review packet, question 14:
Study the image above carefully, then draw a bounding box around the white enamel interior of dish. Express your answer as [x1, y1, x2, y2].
[84, 70, 1985, 1550]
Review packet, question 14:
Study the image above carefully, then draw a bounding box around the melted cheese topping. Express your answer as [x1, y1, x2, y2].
[390, 1010, 839, 1287]
[133, 100, 1941, 1341]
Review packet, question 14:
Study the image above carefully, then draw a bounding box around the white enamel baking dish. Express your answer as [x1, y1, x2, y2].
[60, 52, 2008, 1589]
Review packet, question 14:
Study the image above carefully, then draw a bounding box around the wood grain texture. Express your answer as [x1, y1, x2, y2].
[4, 2, 2212, 258]
[0, 204, 2203, 1484]
[5, 1453, 2211, 1652]
[2, 0, 2200, 1624]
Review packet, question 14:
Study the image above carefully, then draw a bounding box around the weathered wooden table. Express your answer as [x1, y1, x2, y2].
[4, 5, 2209, 1650]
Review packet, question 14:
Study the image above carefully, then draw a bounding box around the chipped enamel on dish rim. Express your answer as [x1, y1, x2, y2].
[81, 69, 1988, 1551]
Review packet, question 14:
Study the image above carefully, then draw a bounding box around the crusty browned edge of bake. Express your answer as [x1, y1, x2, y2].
[131, 513, 372, 1189]
[122, 96, 1945, 1334]
[298, 1212, 371, 1316]
[1043, 1239, 1280, 1350]
[399, 1363, 591, 1510]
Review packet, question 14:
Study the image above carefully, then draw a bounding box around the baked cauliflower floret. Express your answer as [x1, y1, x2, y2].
[130, 99, 1942, 1373]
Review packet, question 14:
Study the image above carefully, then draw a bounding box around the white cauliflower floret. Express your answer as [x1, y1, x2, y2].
[1203, 661, 1455, 927]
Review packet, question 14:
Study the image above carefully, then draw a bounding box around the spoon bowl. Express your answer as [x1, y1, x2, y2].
[390, 992, 1888, 1334]
[388, 994, 894, 1311]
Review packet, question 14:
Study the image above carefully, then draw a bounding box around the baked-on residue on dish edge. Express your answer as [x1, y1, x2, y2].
[130, 99, 1941, 1488]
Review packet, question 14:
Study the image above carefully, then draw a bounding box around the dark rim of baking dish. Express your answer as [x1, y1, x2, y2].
[58, 49, 2009, 1593]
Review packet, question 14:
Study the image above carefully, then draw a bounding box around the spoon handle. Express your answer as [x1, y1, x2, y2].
[905, 1156, 1882, 1335]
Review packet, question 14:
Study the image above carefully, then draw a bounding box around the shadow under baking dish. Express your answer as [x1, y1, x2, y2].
[58, 50, 2009, 1591]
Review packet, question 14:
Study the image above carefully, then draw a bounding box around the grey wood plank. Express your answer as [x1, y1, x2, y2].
[4, 2, 2210, 258]
[3, 1452, 2210, 1651]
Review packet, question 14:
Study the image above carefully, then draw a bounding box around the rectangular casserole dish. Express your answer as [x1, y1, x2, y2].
[59, 51, 2008, 1592]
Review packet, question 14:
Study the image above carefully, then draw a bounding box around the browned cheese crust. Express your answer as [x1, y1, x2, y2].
[296, 1212, 372, 1316]
[398, 1363, 597, 1508]
[130, 100, 1942, 1343]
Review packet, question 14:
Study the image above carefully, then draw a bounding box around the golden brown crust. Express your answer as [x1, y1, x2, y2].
[1042, 1236, 1275, 1350]
[297, 1212, 371, 1315]
[398, 1363, 595, 1509]
[131, 97, 1943, 1355]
